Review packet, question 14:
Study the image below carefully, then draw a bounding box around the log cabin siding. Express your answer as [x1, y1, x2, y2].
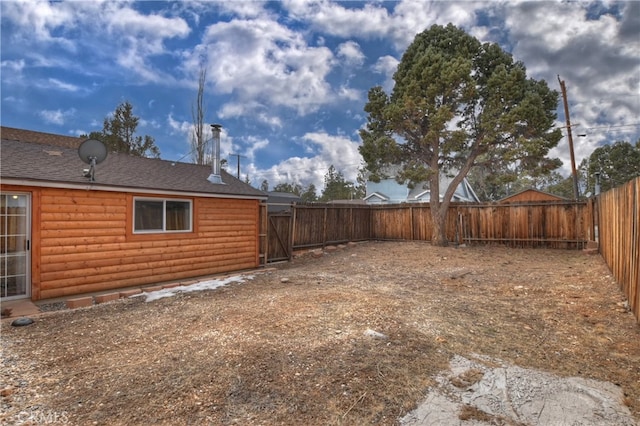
[25, 186, 260, 299]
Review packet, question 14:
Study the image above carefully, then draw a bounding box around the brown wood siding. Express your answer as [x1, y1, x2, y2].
[3, 186, 260, 300]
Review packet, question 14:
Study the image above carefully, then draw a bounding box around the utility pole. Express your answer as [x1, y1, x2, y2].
[558, 75, 579, 200]
[228, 153, 246, 179]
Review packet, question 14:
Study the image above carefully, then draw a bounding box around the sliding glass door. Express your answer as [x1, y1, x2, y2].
[1, 193, 30, 299]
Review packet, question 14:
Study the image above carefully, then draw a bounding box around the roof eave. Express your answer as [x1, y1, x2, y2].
[0, 178, 267, 201]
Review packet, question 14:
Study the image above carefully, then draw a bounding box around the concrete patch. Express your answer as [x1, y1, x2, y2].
[401, 355, 636, 426]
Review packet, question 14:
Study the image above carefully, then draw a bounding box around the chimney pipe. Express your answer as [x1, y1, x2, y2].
[208, 124, 223, 184]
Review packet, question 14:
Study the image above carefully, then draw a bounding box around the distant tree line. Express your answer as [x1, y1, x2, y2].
[260, 165, 366, 202]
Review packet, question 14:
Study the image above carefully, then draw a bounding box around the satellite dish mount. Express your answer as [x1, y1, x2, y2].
[78, 139, 108, 182]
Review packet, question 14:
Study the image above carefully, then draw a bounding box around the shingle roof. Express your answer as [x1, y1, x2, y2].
[1, 126, 85, 149]
[1, 129, 266, 199]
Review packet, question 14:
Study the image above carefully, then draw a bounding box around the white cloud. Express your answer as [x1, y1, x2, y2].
[499, 1, 640, 175]
[336, 41, 365, 66]
[1, 59, 25, 72]
[389, 0, 477, 49]
[283, 0, 392, 39]
[372, 55, 399, 92]
[105, 7, 190, 84]
[241, 136, 269, 162]
[301, 132, 362, 178]
[217, 1, 269, 19]
[167, 113, 245, 162]
[1, 0, 77, 49]
[167, 113, 200, 157]
[106, 7, 190, 41]
[249, 131, 362, 193]
[338, 85, 361, 102]
[2, 1, 191, 84]
[46, 78, 80, 92]
[200, 17, 335, 116]
[284, 0, 479, 51]
[39, 108, 76, 125]
[218, 101, 283, 128]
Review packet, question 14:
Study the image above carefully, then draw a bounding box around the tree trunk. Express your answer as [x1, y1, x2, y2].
[430, 203, 448, 246]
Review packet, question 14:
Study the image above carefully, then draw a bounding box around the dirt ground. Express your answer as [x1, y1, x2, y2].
[1, 241, 639, 425]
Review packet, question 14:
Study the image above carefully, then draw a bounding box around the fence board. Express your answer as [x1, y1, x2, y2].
[598, 177, 639, 321]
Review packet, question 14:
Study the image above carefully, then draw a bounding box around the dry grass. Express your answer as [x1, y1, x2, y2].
[1, 241, 639, 425]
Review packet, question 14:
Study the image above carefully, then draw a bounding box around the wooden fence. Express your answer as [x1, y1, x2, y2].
[597, 177, 639, 321]
[369, 201, 594, 249]
[265, 200, 594, 257]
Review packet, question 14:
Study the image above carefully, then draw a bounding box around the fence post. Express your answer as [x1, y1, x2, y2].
[323, 206, 328, 248]
[289, 204, 297, 261]
[259, 202, 268, 265]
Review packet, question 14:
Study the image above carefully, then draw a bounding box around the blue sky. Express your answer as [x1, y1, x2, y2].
[2, 1, 639, 192]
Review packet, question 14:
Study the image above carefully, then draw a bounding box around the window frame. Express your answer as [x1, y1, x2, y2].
[133, 197, 193, 234]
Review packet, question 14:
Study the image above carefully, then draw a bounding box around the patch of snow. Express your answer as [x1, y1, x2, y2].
[143, 275, 254, 303]
[401, 354, 636, 426]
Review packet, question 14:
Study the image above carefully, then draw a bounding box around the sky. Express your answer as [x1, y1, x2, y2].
[1, 1, 639, 193]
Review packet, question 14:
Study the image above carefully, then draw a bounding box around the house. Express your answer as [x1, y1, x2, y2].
[499, 188, 568, 203]
[266, 191, 301, 213]
[0, 126, 266, 301]
[364, 169, 479, 204]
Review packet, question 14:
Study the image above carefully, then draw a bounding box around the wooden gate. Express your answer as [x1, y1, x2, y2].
[266, 211, 293, 263]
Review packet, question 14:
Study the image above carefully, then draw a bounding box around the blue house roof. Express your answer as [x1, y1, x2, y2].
[364, 172, 479, 204]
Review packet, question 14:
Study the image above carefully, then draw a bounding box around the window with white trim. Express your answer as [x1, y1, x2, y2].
[133, 198, 192, 233]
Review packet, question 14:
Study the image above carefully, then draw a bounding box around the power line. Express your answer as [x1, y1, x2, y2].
[582, 123, 640, 131]
[171, 135, 214, 164]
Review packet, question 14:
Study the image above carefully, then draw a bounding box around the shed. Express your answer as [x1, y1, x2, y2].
[499, 188, 568, 204]
[1, 127, 266, 301]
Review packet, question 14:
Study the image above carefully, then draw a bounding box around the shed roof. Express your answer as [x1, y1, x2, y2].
[1, 130, 266, 200]
[498, 188, 568, 203]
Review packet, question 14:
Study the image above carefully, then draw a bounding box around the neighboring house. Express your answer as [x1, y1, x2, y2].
[266, 191, 301, 213]
[326, 199, 367, 205]
[1, 127, 266, 301]
[364, 169, 479, 204]
[499, 189, 568, 203]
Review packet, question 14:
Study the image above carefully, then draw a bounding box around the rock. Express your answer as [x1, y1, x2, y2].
[11, 317, 34, 327]
[311, 250, 324, 258]
[364, 328, 388, 340]
[280, 278, 290, 283]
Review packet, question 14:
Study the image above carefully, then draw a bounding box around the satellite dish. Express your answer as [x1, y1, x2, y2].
[78, 139, 108, 182]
